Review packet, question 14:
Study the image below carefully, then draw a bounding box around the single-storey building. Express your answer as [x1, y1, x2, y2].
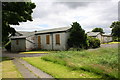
[87, 32, 103, 43]
[101, 34, 112, 43]
[87, 32, 112, 43]
[11, 27, 70, 52]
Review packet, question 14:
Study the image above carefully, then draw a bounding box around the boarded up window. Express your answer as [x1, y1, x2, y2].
[38, 36, 41, 48]
[56, 34, 60, 45]
[16, 40, 19, 45]
[46, 35, 50, 44]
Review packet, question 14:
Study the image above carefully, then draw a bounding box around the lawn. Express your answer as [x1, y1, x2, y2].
[1, 57, 22, 78]
[22, 47, 118, 79]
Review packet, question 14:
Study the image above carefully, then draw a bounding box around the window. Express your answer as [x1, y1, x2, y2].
[56, 34, 60, 45]
[46, 35, 50, 44]
[38, 36, 41, 48]
[16, 40, 19, 45]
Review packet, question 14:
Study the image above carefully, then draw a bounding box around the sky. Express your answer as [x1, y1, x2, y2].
[11, 0, 119, 34]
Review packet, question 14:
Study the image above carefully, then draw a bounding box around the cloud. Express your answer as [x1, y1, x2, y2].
[11, 0, 118, 34]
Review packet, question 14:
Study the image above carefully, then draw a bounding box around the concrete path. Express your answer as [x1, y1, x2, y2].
[2, 51, 55, 79]
[13, 58, 37, 78]
[88, 43, 119, 51]
[15, 58, 54, 79]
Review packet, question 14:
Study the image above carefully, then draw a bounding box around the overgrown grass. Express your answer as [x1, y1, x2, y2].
[41, 47, 118, 78]
[1, 57, 23, 78]
[22, 57, 102, 79]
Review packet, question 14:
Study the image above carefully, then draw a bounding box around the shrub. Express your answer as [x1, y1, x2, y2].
[88, 37, 100, 48]
[67, 22, 88, 49]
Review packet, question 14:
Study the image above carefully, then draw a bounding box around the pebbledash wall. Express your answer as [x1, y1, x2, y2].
[11, 37, 26, 52]
[35, 32, 69, 51]
[11, 28, 70, 52]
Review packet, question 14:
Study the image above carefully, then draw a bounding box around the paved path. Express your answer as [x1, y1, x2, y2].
[2, 51, 55, 79]
[13, 58, 54, 79]
[88, 43, 119, 51]
[13, 58, 37, 78]
[15, 58, 54, 79]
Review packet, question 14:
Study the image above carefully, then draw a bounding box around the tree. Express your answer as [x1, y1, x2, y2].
[2, 2, 36, 45]
[67, 22, 88, 49]
[110, 21, 120, 41]
[92, 27, 104, 34]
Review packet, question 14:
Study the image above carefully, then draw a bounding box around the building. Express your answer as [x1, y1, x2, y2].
[87, 32, 112, 43]
[11, 27, 70, 52]
[87, 32, 103, 43]
[101, 34, 112, 43]
[11, 27, 112, 52]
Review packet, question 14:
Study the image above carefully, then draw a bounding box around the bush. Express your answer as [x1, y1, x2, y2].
[88, 37, 100, 48]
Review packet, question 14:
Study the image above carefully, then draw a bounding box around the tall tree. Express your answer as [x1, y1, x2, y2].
[2, 2, 36, 45]
[110, 21, 120, 41]
[92, 27, 104, 34]
[67, 22, 88, 49]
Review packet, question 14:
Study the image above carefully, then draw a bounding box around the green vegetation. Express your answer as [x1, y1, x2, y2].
[92, 27, 104, 34]
[1, 57, 22, 78]
[87, 36, 100, 48]
[41, 47, 118, 78]
[22, 57, 102, 78]
[110, 21, 120, 41]
[2, 2, 36, 48]
[22, 47, 118, 79]
[67, 22, 88, 49]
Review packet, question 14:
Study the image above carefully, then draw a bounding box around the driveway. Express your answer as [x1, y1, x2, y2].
[100, 43, 119, 48]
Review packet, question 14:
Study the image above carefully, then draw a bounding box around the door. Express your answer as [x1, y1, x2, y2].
[38, 36, 41, 49]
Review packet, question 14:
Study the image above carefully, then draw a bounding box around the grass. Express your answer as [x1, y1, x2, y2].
[1, 57, 23, 78]
[22, 47, 118, 79]
[22, 57, 102, 79]
[41, 47, 118, 78]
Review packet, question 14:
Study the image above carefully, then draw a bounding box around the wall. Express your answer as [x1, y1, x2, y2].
[96, 34, 102, 43]
[11, 39, 26, 52]
[36, 32, 69, 50]
[26, 35, 36, 51]
[102, 36, 112, 43]
[52, 32, 69, 50]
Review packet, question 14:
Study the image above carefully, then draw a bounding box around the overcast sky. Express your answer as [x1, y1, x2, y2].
[11, 0, 119, 34]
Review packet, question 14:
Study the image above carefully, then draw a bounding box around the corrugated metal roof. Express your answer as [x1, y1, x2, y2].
[87, 32, 100, 37]
[18, 31, 35, 37]
[102, 34, 112, 37]
[11, 36, 26, 39]
[35, 27, 71, 34]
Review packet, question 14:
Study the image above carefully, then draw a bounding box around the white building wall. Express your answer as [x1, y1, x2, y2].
[96, 34, 102, 43]
[102, 36, 112, 43]
[26, 35, 36, 51]
[11, 39, 26, 52]
[36, 32, 69, 50]
[53, 32, 69, 50]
